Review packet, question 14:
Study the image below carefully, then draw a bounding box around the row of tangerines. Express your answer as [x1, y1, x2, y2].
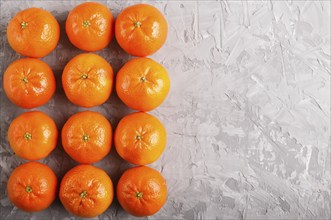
[4, 54, 169, 110]
[4, 2, 169, 218]
[8, 110, 167, 163]
[7, 2, 167, 57]
[8, 162, 167, 218]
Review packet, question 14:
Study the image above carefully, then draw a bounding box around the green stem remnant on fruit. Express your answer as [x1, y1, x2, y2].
[24, 132, 32, 140]
[22, 77, 28, 83]
[134, 21, 142, 28]
[25, 186, 32, 193]
[81, 73, 88, 79]
[82, 134, 89, 142]
[21, 21, 28, 29]
[80, 191, 87, 198]
[136, 134, 143, 141]
[135, 191, 143, 198]
[140, 76, 146, 82]
[83, 20, 90, 28]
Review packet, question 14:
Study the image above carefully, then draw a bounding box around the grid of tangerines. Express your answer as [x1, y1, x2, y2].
[4, 2, 169, 218]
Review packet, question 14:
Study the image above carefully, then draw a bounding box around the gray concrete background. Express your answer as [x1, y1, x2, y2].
[0, 0, 330, 219]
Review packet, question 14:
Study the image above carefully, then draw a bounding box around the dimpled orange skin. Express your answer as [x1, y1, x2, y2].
[66, 2, 114, 51]
[61, 111, 112, 164]
[8, 111, 58, 161]
[3, 58, 56, 109]
[62, 53, 113, 107]
[115, 4, 168, 57]
[114, 112, 166, 165]
[7, 8, 60, 58]
[59, 165, 113, 218]
[117, 166, 167, 217]
[116, 58, 170, 112]
[7, 162, 58, 212]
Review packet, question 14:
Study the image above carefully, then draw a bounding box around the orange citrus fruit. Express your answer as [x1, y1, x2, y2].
[62, 53, 113, 107]
[115, 4, 168, 56]
[114, 112, 166, 165]
[59, 164, 113, 218]
[116, 57, 170, 111]
[7, 162, 58, 212]
[117, 166, 167, 217]
[7, 8, 60, 58]
[3, 58, 56, 109]
[61, 111, 112, 164]
[8, 111, 58, 161]
[66, 2, 114, 51]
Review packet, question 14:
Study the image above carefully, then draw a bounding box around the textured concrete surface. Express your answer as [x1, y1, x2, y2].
[0, 0, 330, 219]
